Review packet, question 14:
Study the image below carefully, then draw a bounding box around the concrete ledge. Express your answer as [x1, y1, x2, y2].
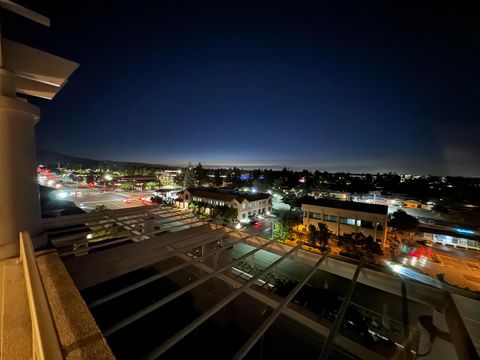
[36, 252, 114, 359]
[0, 259, 32, 359]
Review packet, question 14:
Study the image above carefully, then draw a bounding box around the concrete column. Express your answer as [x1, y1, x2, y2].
[0, 69, 41, 259]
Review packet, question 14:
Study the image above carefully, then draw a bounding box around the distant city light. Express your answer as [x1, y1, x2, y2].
[455, 228, 475, 235]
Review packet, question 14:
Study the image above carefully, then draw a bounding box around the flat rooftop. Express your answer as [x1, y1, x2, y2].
[302, 197, 389, 215]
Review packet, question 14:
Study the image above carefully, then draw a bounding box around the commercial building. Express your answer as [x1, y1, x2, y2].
[302, 198, 389, 245]
[177, 188, 272, 222]
[409, 224, 480, 251]
[155, 169, 181, 186]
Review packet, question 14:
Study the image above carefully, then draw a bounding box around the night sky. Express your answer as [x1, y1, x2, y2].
[4, 1, 480, 175]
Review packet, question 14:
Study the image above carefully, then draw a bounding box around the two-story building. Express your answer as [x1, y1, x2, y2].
[177, 188, 272, 222]
[302, 198, 389, 246]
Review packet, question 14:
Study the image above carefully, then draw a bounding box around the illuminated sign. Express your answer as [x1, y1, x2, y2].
[455, 228, 475, 235]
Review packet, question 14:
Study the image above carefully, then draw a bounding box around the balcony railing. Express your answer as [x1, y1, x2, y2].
[19, 231, 62, 360]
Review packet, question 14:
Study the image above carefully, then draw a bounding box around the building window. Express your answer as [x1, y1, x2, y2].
[310, 212, 322, 220]
[468, 240, 479, 247]
[340, 217, 356, 226]
[359, 220, 373, 229]
[324, 214, 337, 222]
[341, 218, 361, 226]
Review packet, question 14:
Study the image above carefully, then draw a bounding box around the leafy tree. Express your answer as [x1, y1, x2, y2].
[274, 213, 301, 241]
[338, 232, 383, 263]
[306, 223, 330, 251]
[389, 210, 419, 232]
[183, 164, 197, 188]
[359, 234, 383, 262]
[188, 200, 199, 211]
[120, 182, 134, 191]
[195, 163, 209, 186]
[211, 205, 238, 222]
[144, 181, 159, 190]
[213, 169, 223, 187]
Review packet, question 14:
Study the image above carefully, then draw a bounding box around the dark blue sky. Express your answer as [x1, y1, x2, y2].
[5, 1, 480, 175]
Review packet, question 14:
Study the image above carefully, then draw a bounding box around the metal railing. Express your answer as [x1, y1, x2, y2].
[19, 231, 63, 360]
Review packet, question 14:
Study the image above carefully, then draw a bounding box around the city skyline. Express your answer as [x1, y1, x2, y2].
[5, 1, 480, 176]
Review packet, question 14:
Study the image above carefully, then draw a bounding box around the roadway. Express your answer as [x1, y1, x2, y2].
[58, 180, 151, 211]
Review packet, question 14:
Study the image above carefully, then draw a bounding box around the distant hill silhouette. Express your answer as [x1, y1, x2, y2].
[37, 149, 173, 169]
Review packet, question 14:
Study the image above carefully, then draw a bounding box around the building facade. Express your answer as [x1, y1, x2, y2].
[177, 188, 272, 222]
[155, 170, 181, 186]
[302, 198, 389, 245]
[405, 225, 480, 251]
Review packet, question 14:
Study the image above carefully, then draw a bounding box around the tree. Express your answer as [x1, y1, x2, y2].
[316, 223, 331, 251]
[274, 213, 301, 242]
[305, 224, 330, 251]
[359, 234, 383, 262]
[213, 169, 223, 187]
[389, 210, 419, 232]
[211, 205, 238, 222]
[195, 162, 209, 186]
[183, 163, 196, 188]
[282, 193, 302, 210]
[144, 181, 159, 190]
[120, 182, 134, 191]
[338, 232, 383, 263]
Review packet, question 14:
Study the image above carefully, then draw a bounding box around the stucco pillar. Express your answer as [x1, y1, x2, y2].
[0, 69, 41, 259]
